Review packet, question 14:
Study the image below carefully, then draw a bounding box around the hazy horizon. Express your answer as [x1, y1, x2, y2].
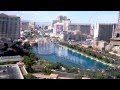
[0, 11, 118, 24]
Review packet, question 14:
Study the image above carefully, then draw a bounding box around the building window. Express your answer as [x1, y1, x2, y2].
[116, 33, 120, 37]
[15, 22, 17, 25]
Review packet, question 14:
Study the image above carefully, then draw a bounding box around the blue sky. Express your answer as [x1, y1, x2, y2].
[0, 11, 118, 24]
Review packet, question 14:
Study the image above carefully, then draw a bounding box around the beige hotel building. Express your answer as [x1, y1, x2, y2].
[0, 13, 20, 41]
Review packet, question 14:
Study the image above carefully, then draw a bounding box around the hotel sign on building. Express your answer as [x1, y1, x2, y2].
[56, 25, 63, 34]
[53, 22, 64, 34]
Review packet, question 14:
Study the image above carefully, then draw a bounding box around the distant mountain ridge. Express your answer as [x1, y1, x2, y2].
[35, 22, 51, 26]
[21, 20, 51, 26]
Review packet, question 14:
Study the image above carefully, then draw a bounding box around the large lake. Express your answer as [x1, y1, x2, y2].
[31, 40, 109, 69]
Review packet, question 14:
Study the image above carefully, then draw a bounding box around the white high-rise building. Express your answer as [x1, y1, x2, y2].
[93, 23, 99, 40]
[52, 16, 71, 32]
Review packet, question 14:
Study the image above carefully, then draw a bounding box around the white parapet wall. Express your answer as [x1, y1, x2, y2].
[15, 64, 24, 79]
[0, 55, 23, 62]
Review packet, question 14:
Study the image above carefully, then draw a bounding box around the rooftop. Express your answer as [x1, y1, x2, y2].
[69, 23, 91, 25]
[0, 13, 19, 18]
[0, 64, 24, 79]
[9, 15, 19, 18]
[95, 23, 117, 25]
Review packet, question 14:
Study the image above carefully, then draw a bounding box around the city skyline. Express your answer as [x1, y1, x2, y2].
[1, 12, 120, 79]
[0, 11, 118, 24]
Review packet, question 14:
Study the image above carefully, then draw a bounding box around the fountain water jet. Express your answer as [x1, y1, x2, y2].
[37, 37, 54, 55]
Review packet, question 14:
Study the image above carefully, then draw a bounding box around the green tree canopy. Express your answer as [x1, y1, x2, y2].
[24, 73, 36, 79]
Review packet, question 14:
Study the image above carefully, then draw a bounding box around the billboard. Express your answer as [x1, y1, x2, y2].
[56, 25, 63, 34]
[67, 32, 72, 40]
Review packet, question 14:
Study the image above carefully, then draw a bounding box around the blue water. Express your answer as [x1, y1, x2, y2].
[32, 43, 109, 69]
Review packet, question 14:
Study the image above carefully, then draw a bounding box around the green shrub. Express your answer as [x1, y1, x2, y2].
[24, 73, 36, 79]
[94, 74, 105, 79]
[41, 68, 52, 75]
[75, 74, 83, 79]
[88, 46, 92, 49]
